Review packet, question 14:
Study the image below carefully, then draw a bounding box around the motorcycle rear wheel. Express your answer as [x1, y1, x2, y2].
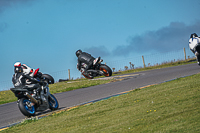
[18, 98, 36, 117]
[99, 64, 112, 77]
[41, 74, 55, 84]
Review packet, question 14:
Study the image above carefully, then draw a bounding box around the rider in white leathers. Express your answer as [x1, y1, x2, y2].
[189, 33, 200, 65]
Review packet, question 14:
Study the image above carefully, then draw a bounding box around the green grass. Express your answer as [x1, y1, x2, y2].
[2, 72, 200, 133]
[49, 78, 119, 94]
[0, 90, 17, 104]
[112, 58, 196, 76]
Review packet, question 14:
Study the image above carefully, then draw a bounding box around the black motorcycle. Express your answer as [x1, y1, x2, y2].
[10, 83, 59, 117]
[80, 58, 112, 79]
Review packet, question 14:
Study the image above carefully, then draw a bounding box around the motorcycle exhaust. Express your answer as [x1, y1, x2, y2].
[25, 92, 39, 105]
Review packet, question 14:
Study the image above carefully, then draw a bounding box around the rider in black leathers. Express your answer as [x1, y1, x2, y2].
[76, 50, 100, 77]
[12, 62, 45, 97]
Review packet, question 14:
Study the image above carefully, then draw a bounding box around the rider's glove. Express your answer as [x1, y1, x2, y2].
[80, 68, 85, 73]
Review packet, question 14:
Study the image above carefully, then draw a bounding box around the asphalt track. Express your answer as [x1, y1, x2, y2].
[0, 63, 200, 129]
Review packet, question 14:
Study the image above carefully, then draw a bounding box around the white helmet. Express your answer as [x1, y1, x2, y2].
[14, 62, 21, 67]
[14, 62, 23, 73]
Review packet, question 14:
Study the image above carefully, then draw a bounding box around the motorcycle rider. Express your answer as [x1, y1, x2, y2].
[76, 50, 100, 78]
[12, 62, 45, 98]
[189, 33, 200, 65]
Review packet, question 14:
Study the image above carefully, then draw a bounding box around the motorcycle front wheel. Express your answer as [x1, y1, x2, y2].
[99, 64, 112, 77]
[48, 94, 59, 111]
[41, 74, 55, 84]
[82, 73, 93, 79]
[18, 98, 36, 117]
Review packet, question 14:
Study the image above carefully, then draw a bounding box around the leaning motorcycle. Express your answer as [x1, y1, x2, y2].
[80, 57, 112, 79]
[10, 83, 59, 117]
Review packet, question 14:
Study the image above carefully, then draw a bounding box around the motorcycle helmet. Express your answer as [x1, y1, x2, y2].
[14, 62, 23, 73]
[76, 49, 82, 57]
[14, 62, 21, 67]
[190, 33, 198, 38]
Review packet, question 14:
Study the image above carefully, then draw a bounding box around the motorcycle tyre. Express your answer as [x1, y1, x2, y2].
[99, 64, 112, 77]
[18, 98, 36, 117]
[82, 73, 93, 79]
[41, 74, 55, 84]
[48, 94, 59, 111]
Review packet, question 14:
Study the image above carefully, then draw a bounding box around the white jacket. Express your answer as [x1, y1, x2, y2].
[189, 37, 200, 52]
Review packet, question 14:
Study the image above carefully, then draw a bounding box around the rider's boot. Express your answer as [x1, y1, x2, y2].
[36, 87, 42, 100]
[196, 53, 200, 66]
[36, 92, 41, 100]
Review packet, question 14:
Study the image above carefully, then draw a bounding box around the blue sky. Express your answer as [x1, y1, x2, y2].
[0, 0, 200, 87]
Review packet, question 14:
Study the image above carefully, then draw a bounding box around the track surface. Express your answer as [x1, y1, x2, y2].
[0, 63, 199, 128]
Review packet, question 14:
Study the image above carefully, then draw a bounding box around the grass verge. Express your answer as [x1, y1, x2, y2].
[111, 58, 196, 76]
[2, 71, 200, 133]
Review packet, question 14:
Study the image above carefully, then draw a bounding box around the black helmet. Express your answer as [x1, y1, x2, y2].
[190, 33, 198, 38]
[76, 49, 82, 57]
[14, 62, 23, 73]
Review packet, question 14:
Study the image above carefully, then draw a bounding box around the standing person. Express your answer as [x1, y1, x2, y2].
[75, 50, 100, 78]
[189, 33, 200, 65]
